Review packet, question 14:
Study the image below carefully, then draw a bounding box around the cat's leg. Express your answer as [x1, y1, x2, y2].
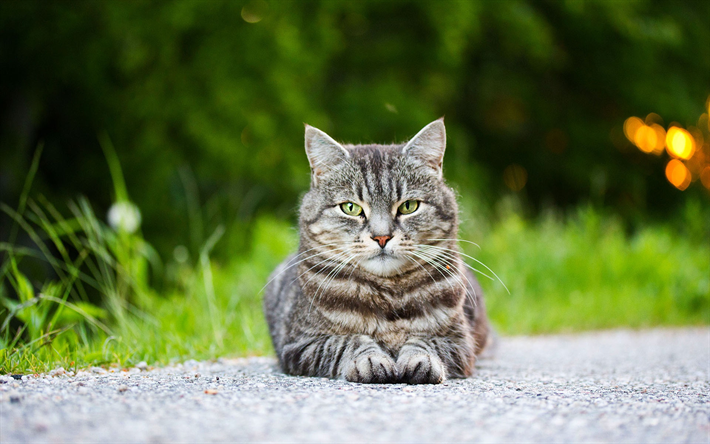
[281, 334, 397, 383]
[396, 336, 474, 384]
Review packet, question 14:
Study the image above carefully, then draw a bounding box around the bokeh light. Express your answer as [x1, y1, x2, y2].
[623, 116, 643, 143]
[624, 103, 710, 192]
[643, 124, 665, 155]
[701, 166, 710, 190]
[665, 159, 691, 191]
[665, 127, 695, 160]
[634, 125, 656, 153]
[645, 112, 663, 126]
[699, 113, 709, 133]
[107, 201, 142, 233]
[623, 116, 664, 154]
[688, 126, 704, 148]
[173, 245, 189, 264]
[685, 144, 707, 177]
[503, 164, 528, 191]
[241, 0, 268, 23]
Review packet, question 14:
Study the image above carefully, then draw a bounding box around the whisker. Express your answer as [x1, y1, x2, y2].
[428, 238, 481, 250]
[306, 254, 350, 317]
[301, 249, 352, 286]
[418, 244, 509, 294]
[408, 250, 474, 306]
[405, 251, 469, 309]
[402, 253, 438, 287]
[307, 252, 360, 317]
[416, 245, 494, 281]
[317, 254, 357, 300]
[259, 242, 350, 293]
[346, 254, 365, 280]
[411, 250, 477, 308]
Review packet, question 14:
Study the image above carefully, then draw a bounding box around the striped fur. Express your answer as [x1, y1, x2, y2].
[264, 119, 490, 384]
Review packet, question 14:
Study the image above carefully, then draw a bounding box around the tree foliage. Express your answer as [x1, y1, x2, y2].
[1, 0, 708, 255]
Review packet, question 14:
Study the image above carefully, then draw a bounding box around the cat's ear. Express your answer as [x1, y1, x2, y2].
[304, 124, 350, 186]
[402, 118, 446, 179]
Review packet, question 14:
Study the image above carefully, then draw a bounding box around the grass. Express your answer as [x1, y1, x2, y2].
[1, 154, 708, 374]
[462, 202, 709, 333]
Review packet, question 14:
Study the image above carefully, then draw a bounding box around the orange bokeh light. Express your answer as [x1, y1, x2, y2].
[623, 117, 665, 155]
[624, 101, 710, 192]
[665, 159, 691, 191]
[701, 166, 710, 190]
[665, 127, 695, 160]
[684, 141, 707, 175]
[623, 117, 643, 142]
[649, 123, 665, 155]
[688, 126, 704, 147]
[634, 125, 656, 153]
[699, 113, 709, 133]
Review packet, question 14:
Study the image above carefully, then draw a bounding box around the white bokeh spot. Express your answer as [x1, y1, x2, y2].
[107, 201, 142, 233]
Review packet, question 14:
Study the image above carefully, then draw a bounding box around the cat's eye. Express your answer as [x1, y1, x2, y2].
[340, 202, 363, 217]
[398, 200, 419, 215]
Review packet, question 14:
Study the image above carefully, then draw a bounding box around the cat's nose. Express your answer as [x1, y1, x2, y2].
[372, 235, 392, 248]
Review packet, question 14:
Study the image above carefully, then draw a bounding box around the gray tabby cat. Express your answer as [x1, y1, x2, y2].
[264, 118, 490, 384]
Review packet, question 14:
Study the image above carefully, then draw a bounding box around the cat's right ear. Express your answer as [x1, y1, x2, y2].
[304, 124, 350, 186]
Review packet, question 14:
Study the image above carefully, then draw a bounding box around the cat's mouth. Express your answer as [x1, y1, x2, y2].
[359, 250, 408, 277]
[369, 248, 400, 262]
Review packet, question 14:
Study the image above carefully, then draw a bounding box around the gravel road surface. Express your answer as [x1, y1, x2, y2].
[1, 328, 708, 443]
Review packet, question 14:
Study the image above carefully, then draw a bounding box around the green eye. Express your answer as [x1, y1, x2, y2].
[340, 202, 363, 216]
[398, 200, 419, 215]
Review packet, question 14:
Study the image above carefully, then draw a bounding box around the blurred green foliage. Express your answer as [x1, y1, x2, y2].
[463, 201, 710, 333]
[2, 196, 707, 374]
[1, 0, 709, 257]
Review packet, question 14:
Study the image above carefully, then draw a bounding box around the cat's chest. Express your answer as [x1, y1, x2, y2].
[299, 264, 464, 346]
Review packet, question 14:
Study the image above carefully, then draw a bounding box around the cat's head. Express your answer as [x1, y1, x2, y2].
[299, 119, 458, 277]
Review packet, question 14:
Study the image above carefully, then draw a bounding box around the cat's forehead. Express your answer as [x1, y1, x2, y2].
[317, 143, 433, 203]
[343, 143, 405, 160]
[342, 144, 408, 184]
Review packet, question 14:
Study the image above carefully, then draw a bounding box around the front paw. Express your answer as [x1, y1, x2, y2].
[396, 350, 445, 384]
[343, 351, 397, 384]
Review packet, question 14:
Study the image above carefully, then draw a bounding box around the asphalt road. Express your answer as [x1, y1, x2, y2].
[1, 328, 708, 443]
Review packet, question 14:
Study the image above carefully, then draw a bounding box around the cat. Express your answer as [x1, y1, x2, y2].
[264, 118, 490, 384]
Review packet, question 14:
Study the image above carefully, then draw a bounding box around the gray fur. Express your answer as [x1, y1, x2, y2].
[264, 119, 490, 384]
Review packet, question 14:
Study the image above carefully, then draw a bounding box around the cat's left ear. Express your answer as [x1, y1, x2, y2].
[402, 118, 446, 179]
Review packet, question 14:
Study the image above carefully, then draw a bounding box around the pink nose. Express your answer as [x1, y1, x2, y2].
[372, 235, 392, 248]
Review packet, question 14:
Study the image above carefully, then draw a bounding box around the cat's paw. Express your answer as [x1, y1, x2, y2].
[396, 350, 445, 384]
[343, 351, 397, 384]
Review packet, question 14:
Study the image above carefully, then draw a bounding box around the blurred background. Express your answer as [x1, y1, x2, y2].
[1, 0, 708, 371]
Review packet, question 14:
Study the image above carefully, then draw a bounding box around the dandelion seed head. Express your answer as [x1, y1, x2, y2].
[108, 201, 141, 233]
